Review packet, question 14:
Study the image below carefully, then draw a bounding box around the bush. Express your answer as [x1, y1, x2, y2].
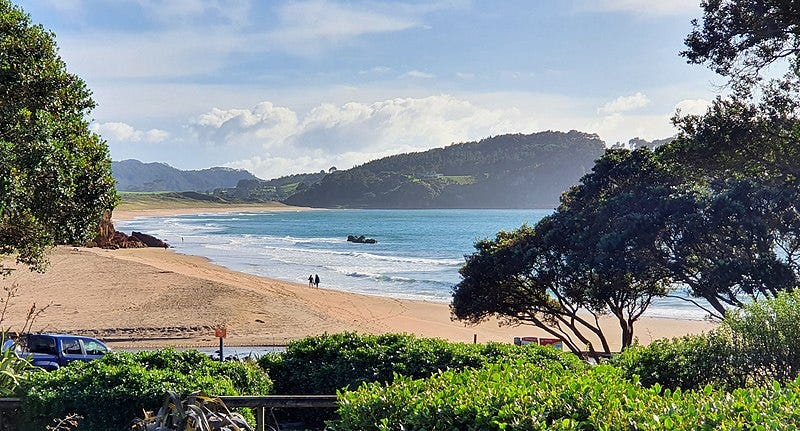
[617, 291, 800, 390]
[21, 348, 272, 431]
[724, 290, 800, 386]
[259, 332, 584, 394]
[614, 330, 742, 390]
[333, 361, 800, 430]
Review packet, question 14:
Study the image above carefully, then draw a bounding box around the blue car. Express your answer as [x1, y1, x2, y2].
[21, 334, 109, 370]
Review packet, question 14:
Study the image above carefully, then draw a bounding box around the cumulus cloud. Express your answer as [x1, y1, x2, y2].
[91, 122, 169, 143]
[193, 95, 535, 178]
[599, 92, 651, 114]
[674, 98, 711, 116]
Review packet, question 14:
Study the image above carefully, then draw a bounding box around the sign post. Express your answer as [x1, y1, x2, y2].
[215, 327, 227, 362]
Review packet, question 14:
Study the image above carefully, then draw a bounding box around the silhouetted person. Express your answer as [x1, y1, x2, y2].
[314, 274, 320, 288]
[308, 274, 314, 287]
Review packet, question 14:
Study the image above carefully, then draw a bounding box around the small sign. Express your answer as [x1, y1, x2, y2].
[214, 327, 227, 338]
[538, 338, 563, 350]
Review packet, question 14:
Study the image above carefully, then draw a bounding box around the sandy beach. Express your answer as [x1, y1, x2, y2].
[0, 206, 717, 351]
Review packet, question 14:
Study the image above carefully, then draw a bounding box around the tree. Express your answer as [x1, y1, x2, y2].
[683, 0, 800, 88]
[659, 179, 798, 319]
[453, 149, 677, 353]
[0, 1, 116, 275]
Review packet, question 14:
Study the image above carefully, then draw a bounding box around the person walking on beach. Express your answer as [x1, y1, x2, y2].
[314, 274, 320, 288]
[308, 275, 314, 287]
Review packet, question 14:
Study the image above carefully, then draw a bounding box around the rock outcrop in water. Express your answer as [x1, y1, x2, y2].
[347, 235, 377, 244]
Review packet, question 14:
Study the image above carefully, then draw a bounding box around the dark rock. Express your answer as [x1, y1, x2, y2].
[131, 231, 170, 248]
[347, 235, 377, 244]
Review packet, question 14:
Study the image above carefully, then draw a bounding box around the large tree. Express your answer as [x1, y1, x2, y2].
[453, 149, 678, 353]
[0, 1, 116, 275]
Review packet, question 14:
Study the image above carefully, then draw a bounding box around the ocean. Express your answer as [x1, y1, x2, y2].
[116, 208, 706, 320]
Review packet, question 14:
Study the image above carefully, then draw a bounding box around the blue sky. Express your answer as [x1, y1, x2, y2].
[18, 0, 722, 179]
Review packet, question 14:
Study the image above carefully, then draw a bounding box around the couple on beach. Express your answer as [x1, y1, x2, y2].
[308, 274, 320, 288]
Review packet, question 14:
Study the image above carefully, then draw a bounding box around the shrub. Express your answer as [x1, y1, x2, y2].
[614, 330, 742, 390]
[333, 361, 800, 430]
[21, 348, 271, 431]
[724, 290, 800, 386]
[617, 291, 800, 390]
[259, 332, 584, 394]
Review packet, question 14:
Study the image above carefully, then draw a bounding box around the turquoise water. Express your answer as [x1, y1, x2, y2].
[117, 209, 705, 320]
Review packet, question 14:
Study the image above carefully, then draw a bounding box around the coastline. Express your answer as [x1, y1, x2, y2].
[2, 204, 718, 351]
[112, 202, 315, 221]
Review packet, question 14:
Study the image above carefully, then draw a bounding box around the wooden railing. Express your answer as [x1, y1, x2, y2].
[219, 395, 338, 431]
[0, 395, 337, 431]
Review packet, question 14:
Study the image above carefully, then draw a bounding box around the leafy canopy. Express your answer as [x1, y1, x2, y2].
[0, 0, 116, 274]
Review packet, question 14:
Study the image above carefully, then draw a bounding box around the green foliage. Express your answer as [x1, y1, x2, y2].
[614, 331, 742, 391]
[618, 291, 800, 391]
[333, 361, 800, 431]
[682, 0, 800, 87]
[259, 332, 584, 394]
[454, 148, 686, 352]
[0, 0, 116, 272]
[21, 349, 271, 431]
[725, 290, 800, 386]
[0, 341, 36, 396]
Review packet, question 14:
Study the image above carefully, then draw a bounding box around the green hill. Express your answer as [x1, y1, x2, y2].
[282, 130, 605, 208]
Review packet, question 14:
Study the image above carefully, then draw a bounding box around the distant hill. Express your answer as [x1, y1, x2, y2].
[112, 159, 260, 192]
[279, 130, 606, 208]
[216, 171, 329, 202]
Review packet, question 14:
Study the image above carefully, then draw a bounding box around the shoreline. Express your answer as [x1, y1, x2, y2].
[2, 204, 719, 351]
[112, 202, 315, 221]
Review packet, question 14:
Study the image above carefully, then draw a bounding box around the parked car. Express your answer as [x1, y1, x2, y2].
[21, 334, 109, 370]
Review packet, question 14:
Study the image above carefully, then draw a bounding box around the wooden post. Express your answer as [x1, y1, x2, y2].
[473, 333, 477, 344]
[214, 327, 227, 362]
[255, 406, 265, 431]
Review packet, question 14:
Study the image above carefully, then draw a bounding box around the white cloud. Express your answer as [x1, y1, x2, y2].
[133, 0, 252, 25]
[91, 122, 170, 143]
[359, 66, 392, 75]
[599, 92, 651, 114]
[578, 0, 700, 16]
[456, 72, 475, 79]
[194, 102, 299, 149]
[193, 95, 536, 178]
[269, 0, 420, 55]
[402, 70, 435, 79]
[674, 98, 711, 116]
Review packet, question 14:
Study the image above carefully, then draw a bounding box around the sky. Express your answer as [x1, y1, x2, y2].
[18, 0, 724, 180]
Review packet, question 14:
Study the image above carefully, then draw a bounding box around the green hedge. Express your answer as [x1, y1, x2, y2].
[333, 361, 800, 430]
[616, 291, 800, 391]
[21, 349, 272, 431]
[614, 331, 743, 390]
[259, 332, 584, 394]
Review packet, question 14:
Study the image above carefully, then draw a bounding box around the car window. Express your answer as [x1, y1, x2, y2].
[82, 339, 107, 356]
[28, 336, 56, 355]
[61, 338, 82, 355]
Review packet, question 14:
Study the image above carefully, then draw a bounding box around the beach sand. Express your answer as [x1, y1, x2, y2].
[0, 207, 718, 351]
